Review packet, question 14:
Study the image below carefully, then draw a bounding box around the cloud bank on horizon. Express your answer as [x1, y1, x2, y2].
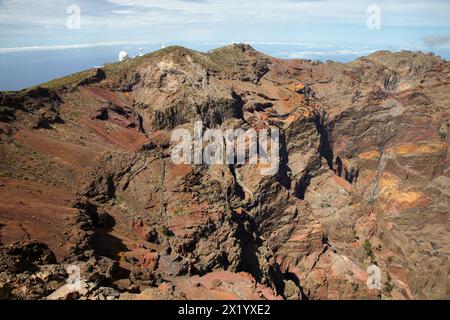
[0, 0, 449, 55]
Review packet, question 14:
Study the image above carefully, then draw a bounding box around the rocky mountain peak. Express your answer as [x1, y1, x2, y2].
[0, 45, 449, 300]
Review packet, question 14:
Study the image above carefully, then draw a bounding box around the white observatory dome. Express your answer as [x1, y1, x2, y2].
[119, 50, 129, 62]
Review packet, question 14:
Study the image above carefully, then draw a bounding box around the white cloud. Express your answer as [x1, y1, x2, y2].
[112, 10, 137, 15]
[277, 49, 375, 59]
[0, 0, 72, 27]
[0, 41, 155, 54]
[105, 0, 450, 27]
[2, 0, 448, 31]
[0, 0, 449, 50]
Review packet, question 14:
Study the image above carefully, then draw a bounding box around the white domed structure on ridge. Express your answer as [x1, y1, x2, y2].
[119, 50, 129, 62]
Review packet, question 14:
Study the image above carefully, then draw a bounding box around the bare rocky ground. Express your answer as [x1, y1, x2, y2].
[0, 44, 448, 300]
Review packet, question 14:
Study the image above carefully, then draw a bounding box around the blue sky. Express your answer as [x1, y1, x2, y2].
[0, 0, 449, 51]
[0, 0, 449, 90]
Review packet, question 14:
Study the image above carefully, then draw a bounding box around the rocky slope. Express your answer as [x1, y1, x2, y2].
[0, 44, 448, 300]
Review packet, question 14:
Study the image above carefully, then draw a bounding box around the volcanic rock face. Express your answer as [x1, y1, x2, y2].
[0, 44, 448, 300]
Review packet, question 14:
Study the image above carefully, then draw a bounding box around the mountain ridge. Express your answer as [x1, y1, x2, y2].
[0, 44, 448, 300]
[4, 44, 446, 93]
